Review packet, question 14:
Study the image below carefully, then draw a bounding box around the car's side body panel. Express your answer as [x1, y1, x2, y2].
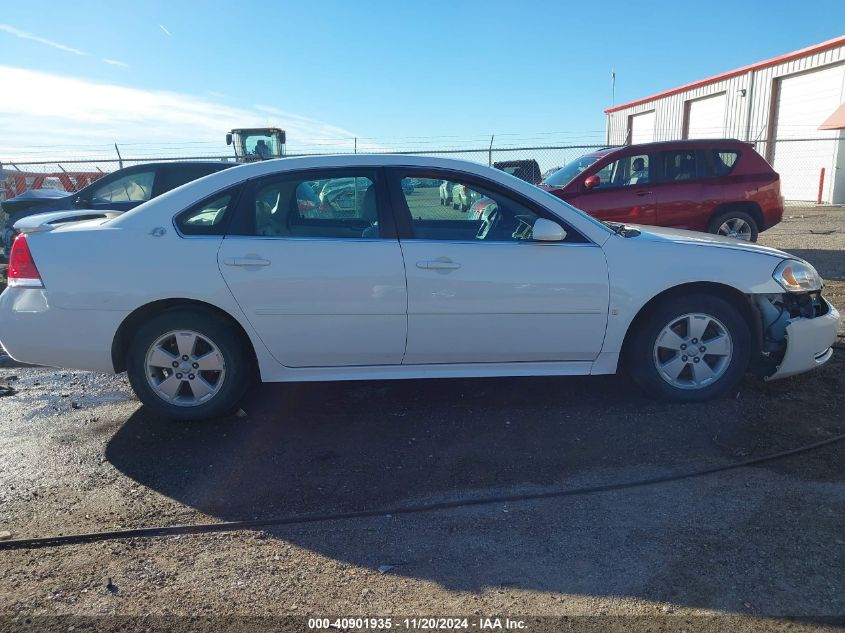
[218, 237, 408, 367]
[399, 240, 609, 363]
[1, 223, 279, 376]
[598, 229, 788, 365]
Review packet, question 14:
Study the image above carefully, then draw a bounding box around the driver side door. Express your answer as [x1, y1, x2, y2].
[570, 152, 657, 226]
[389, 169, 610, 365]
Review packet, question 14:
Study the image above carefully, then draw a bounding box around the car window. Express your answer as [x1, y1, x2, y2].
[543, 154, 602, 187]
[710, 150, 739, 176]
[238, 171, 381, 239]
[661, 150, 706, 181]
[400, 176, 568, 243]
[176, 192, 234, 236]
[590, 154, 650, 189]
[91, 170, 155, 203]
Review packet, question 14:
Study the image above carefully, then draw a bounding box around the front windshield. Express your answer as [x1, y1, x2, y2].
[542, 154, 602, 187]
[244, 133, 280, 158]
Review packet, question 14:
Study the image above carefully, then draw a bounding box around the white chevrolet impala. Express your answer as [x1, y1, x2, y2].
[1, 155, 839, 420]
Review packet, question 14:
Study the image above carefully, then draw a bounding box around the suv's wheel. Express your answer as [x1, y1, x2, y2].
[626, 293, 751, 402]
[708, 210, 759, 242]
[126, 309, 253, 420]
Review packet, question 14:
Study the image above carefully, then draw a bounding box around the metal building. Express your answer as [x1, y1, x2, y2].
[605, 35, 845, 204]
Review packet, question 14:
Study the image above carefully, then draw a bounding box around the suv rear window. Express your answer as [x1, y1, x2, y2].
[710, 150, 739, 176]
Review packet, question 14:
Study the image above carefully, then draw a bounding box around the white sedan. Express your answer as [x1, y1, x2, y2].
[1, 155, 839, 420]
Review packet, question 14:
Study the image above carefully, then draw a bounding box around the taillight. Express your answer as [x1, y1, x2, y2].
[7, 234, 43, 288]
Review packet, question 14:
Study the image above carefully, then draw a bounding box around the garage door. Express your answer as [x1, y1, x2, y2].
[629, 111, 655, 144]
[686, 93, 726, 138]
[772, 64, 845, 202]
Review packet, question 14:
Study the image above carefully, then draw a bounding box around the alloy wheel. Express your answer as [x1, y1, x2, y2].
[652, 313, 733, 390]
[145, 330, 226, 407]
[717, 217, 752, 241]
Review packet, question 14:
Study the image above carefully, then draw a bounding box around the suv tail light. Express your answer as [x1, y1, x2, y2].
[7, 234, 44, 288]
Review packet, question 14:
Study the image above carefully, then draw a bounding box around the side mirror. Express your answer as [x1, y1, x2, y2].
[584, 174, 600, 190]
[72, 195, 89, 209]
[225, 133, 233, 146]
[532, 218, 567, 242]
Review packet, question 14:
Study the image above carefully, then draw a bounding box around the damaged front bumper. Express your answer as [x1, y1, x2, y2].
[755, 292, 840, 381]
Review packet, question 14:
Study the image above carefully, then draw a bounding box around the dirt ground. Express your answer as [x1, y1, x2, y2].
[0, 206, 843, 631]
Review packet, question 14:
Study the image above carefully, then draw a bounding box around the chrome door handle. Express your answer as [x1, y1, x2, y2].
[634, 190, 653, 197]
[417, 259, 461, 270]
[224, 257, 271, 267]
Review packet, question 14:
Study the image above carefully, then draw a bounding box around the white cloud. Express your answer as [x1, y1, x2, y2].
[0, 23, 87, 56]
[102, 58, 130, 68]
[0, 66, 365, 163]
[159, 24, 172, 37]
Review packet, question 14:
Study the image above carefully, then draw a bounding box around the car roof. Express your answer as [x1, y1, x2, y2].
[103, 161, 234, 175]
[607, 138, 751, 153]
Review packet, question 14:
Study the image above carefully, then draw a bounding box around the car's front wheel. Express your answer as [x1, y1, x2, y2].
[626, 293, 751, 402]
[126, 309, 253, 420]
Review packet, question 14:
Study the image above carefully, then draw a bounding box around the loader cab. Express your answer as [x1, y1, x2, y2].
[226, 128, 286, 162]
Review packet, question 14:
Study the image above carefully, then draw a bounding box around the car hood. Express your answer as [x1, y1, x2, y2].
[2, 190, 73, 217]
[628, 224, 791, 259]
[6, 188, 70, 202]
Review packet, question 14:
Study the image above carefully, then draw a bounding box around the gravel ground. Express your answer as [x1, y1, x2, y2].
[0, 207, 843, 631]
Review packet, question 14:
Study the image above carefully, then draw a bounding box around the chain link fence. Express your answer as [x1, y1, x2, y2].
[2, 137, 843, 206]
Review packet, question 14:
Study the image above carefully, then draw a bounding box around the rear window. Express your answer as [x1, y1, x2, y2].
[176, 189, 237, 236]
[710, 150, 740, 176]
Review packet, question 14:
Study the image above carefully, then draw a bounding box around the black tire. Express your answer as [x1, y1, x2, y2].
[707, 209, 759, 242]
[126, 308, 253, 420]
[626, 293, 751, 402]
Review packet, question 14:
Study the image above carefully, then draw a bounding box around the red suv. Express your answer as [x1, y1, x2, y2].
[539, 139, 783, 241]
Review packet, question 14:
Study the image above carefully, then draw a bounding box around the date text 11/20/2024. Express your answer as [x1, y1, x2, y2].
[308, 617, 527, 630]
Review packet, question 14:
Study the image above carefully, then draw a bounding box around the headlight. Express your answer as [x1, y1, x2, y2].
[773, 259, 823, 292]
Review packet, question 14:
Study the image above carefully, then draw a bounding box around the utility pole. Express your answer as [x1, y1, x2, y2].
[611, 69, 616, 107]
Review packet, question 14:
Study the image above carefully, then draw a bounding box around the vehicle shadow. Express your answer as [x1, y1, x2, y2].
[104, 366, 844, 614]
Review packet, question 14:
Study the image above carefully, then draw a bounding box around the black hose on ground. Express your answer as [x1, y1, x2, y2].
[1, 433, 843, 551]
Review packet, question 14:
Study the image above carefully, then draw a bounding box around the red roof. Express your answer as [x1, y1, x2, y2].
[605, 34, 845, 114]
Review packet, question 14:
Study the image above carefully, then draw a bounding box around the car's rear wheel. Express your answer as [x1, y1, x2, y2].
[708, 210, 759, 242]
[126, 309, 253, 420]
[626, 293, 751, 402]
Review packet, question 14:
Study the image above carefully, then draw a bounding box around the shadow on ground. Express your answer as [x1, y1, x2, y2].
[104, 355, 845, 611]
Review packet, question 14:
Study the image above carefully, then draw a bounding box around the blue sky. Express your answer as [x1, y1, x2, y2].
[0, 0, 843, 157]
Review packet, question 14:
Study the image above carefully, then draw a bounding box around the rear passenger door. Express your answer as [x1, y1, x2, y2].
[653, 149, 721, 231]
[217, 168, 408, 368]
